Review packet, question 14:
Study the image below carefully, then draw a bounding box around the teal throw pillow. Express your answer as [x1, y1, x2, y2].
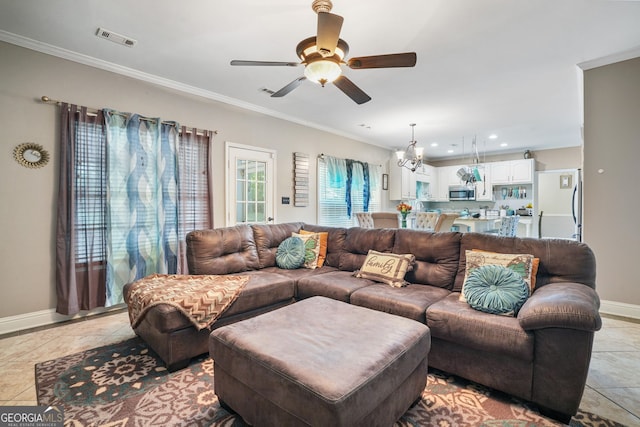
[275, 236, 306, 269]
[464, 264, 529, 316]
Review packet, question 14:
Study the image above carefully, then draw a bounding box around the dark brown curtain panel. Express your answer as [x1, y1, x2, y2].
[56, 104, 107, 315]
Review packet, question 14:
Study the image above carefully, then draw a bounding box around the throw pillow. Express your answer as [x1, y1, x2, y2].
[473, 248, 540, 289]
[460, 249, 536, 303]
[463, 264, 529, 316]
[299, 229, 328, 267]
[292, 232, 321, 269]
[275, 236, 306, 270]
[354, 250, 415, 288]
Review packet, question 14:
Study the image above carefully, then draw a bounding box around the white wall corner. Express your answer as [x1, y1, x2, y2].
[599, 300, 640, 321]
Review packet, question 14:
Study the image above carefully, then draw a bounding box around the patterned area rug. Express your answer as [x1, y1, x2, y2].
[35, 338, 623, 427]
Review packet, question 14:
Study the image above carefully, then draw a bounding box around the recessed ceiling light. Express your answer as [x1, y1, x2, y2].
[500, 142, 508, 147]
[489, 134, 498, 139]
[447, 149, 454, 153]
[431, 142, 438, 147]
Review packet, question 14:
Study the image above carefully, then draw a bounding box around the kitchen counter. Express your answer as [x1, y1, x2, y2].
[454, 216, 533, 236]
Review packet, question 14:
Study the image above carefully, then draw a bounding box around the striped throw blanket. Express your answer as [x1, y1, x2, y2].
[126, 274, 250, 330]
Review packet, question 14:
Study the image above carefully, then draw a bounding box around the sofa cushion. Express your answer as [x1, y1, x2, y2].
[427, 293, 534, 361]
[455, 233, 596, 292]
[350, 284, 450, 323]
[339, 227, 396, 271]
[252, 223, 304, 269]
[297, 270, 377, 302]
[354, 250, 415, 288]
[299, 229, 328, 267]
[461, 250, 536, 300]
[260, 265, 338, 281]
[463, 265, 529, 316]
[302, 224, 347, 268]
[275, 236, 306, 269]
[292, 232, 321, 269]
[393, 229, 461, 289]
[186, 225, 260, 274]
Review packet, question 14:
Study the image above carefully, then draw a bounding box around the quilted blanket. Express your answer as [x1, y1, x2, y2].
[126, 274, 250, 330]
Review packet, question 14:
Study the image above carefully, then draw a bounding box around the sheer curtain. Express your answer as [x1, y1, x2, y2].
[103, 110, 179, 306]
[177, 127, 213, 273]
[56, 104, 107, 315]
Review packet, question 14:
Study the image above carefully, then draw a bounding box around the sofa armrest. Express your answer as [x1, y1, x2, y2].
[517, 282, 602, 332]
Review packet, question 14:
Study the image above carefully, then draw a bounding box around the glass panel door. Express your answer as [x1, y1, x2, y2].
[226, 143, 275, 226]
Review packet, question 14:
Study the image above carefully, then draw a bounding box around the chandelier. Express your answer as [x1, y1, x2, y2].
[395, 123, 424, 172]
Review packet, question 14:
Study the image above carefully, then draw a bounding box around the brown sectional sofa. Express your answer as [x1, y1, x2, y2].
[124, 221, 601, 423]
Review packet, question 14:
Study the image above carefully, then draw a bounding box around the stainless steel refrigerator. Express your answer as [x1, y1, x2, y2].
[536, 169, 582, 241]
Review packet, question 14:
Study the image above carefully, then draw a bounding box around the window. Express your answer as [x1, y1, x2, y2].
[317, 157, 381, 227]
[74, 118, 107, 264]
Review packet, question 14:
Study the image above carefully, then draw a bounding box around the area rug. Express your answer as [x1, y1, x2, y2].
[35, 338, 623, 427]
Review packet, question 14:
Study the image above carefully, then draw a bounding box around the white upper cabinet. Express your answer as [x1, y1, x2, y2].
[490, 159, 534, 184]
[388, 161, 417, 200]
[474, 164, 493, 201]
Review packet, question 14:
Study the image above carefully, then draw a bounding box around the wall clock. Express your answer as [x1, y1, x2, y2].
[13, 142, 50, 168]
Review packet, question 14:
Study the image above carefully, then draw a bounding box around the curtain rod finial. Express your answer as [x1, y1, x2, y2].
[41, 96, 50, 103]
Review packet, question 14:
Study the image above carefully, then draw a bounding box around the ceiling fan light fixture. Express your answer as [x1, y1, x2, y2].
[304, 59, 342, 86]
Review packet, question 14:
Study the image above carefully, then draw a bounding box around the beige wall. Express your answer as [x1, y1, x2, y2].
[0, 42, 391, 319]
[584, 57, 640, 307]
[430, 146, 582, 170]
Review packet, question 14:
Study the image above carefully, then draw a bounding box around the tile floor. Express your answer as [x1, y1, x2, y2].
[0, 310, 639, 426]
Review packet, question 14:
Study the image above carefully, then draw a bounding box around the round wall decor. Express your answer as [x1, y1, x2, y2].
[13, 142, 50, 168]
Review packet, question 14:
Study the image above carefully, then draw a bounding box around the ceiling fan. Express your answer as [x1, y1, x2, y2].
[230, 0, 417, 104]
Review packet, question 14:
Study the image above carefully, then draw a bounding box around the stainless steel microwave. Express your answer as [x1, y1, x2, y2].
[449, 185, 475, 201]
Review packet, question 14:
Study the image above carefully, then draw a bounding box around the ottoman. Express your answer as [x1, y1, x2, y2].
[209, 296, 431, 427]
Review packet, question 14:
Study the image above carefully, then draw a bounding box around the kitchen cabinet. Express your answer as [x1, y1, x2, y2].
[435, 166, 462, 201]
[415, 164, 436, 200]
[388, 162, 416, 200]
[474, 164, 493, 201]
[490, 159, 533, 184]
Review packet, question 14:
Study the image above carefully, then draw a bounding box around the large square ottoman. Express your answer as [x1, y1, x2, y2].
[209, 296, 431, 427]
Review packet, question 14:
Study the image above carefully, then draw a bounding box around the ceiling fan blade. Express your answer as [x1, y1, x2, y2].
[333, 75, 371, 105]
[231, 60, 300, 67]
[317, 12, 344, 56]
[347, 52, 417, 69]
[271, 77, 307, 98]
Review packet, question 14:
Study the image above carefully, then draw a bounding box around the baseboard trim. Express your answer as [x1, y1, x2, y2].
[0, 305, 126, 336]
[599, 300, 640, 321]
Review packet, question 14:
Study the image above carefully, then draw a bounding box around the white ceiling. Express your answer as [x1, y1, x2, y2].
[1, 0, 640, 159]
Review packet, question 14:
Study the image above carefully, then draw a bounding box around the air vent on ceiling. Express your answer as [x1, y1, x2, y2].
[96, 27, 136, 47]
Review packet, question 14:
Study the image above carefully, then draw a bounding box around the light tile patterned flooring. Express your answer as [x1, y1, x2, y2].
[0, 310, 639, 426]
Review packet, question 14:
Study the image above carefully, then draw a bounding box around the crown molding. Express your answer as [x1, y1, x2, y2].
[578, 46, 640, 70]
[0, 30, 367, 145]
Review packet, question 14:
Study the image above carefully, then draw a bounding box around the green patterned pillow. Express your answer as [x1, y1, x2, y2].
[275, 236, 306, 269]
[292, 232, 321, 269]
[464, 264, 529, 316]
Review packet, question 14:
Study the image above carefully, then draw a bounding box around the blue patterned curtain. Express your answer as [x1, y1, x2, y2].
[103, 110, 179, 306]
[344, 159, 370, 217]
[325, 155, 347, 188]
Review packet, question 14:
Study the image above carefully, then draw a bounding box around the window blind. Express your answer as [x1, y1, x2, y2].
[317, 157, 381, 227]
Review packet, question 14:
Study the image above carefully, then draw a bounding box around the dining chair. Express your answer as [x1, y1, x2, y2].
[371, 212, 400, 228]
[486, 215, 520, 237]
[415, 212, 439, 230]
[433, 213, 460, 232]
[355, 212, 374, 228]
